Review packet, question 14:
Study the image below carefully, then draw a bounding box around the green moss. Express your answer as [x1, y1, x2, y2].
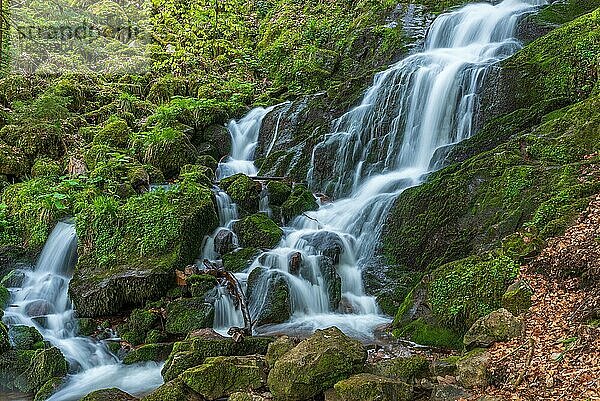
[179, 164, 213, 187]
[9, 325, 44, 350]
[533, 0, 600, 26]
[234, 213, 283, 249]
[34, 377, 64, 401]
[222, 174, 261, 216]
[119, 309, 159, 346]
[93, 118, 132, 149]
[393, 319, 463, 350]
[77, 318, 97, 337]
[267, 181, 292, 206]
[222, 248, 261, 272]
[31, 158, 62, 179]
[141, 378, 197, 401]
[14, 347, 68, 393]
[165, 298, 215, 335]
[0, 141, 30, 177]
[187, 274, 217, 298]
[368, 355, 430, 382]
[123, 343, 174, 365]
[80, 388, 136, 401]
[329, 373, 412, 401]
[281, 185, 318, 222]
[502, 280, 534, 316]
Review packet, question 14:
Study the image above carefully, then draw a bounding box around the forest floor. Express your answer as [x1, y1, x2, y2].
[471, 193, 600, 400]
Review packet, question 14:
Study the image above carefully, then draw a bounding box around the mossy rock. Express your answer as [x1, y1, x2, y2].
[179, 164, 213, 187]
[234, 213, 283, 249]
[456, 348, 490, 389]
[0, 141, 30, 178]
[221, 174, 261, 216]
[80, 388, 137, 401]
[165, 298, 215, 335]
[123, 343, 174, 365]
[0, 322, 10, 353]
[180, 355, 268, 400]
[141, 377, 199, 401]
[267, 181, 292, 206]
[265, 336, 297, 368]
[392, 319, 463, 350]
[502, 279, 534, 316]
[222, 248, 261, 272]
[161, 336, 274, 382]
[31, 158, 62, 179]
[77, 318, 98, 337]
[463, 308, 522, 349]
[93, 118, 132, 149]
[325, 373, 412, 401]
[195, 155, 219, 173]
[34, 377, 64, 401]
[13, 347, 68, 393]
[247, 267, 291, 326]
[119, 309, 159, 346]
[281, 185, 318, 223]
[201, 125, 231, 160]
[267, 327, 367, 401]
[8, 325, 44, 350]
[368, 355, 430, 382]
[187, 274, 218, 298]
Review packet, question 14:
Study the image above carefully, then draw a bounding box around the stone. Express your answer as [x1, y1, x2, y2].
[265, 336, 297, 368]
[165, 298, 215, 335]
[14, 347, 68, 393]
[214, 229, 237, 256]
[0, 323, 10, 353]
[34, 377, 64, 401]
[430, 384, 470, 401]
[456, 349, 490, 389]
[1, 269, 26, 287]
[24, 300, 54, 317]
[141, 378, 202, 401]
[463, 308, 522, 349]
[9, 325, 44, 350]
[233, 213, 283, 249]
[229, 393, 268, 401]
[368, 355, 430, 382]
[202, 125, 232, 160]
[267, 327, 367, 401]
[320, 257, 342, 310]
[180, 355, 268, 400]
[247, 268, 291, 326]
[123, 343, 174, 365]
[301, 231, 346, 264]
[325, 373, 412, 401]
[80, 388, 137, 401]
[161, 336, 273, 382]
[502, 280, 533, 316]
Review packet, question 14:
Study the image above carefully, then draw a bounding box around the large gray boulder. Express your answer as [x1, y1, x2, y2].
[463, 308, 522, 349]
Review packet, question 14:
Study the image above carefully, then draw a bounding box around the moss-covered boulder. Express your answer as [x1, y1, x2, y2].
[77, 318, 98, 337]
[80, 388, 137, 401]
[187, 274, 217, 298]
[162, 336, 273, 381]
[281, 185, 318, 223]
[325, 373, 412, 401]
[7, 347, 68, 393]
[267, 181, 293, 206]
[502, 279, 534, 315]
[118, 309, 159, 346]
[179, 164, 213, 187]
[463, 308, 522, 349]
[367, 355, 429, 382]
[267, 327, 367, 401]
[71, 182, 218, 317]
[0, 141, 30, 177]
[31, 158, 62, 179]
[8, 325, 44, 350]
[92, 118, 132, 149]
[141, 378, 200, 401]
[265, 336, 297, 368]
[234, 213, 283, 249]
[165, 298, 215, 335]
[247, 268, 291, 326]
[202, 125, 232, 160]
[180, 355, 268, 400]
[123, 343, 174, 365]
[221, 174, 261, 216]
[456, 348, 490, 389]
[34, 377, 64, 401]
[222, 248, 261, 272]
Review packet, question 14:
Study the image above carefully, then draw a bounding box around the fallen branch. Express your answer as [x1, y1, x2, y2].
[514, 338, 535, 389]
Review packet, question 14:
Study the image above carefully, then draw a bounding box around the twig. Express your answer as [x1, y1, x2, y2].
[514, 338, 535, 389]
[497, 341, 529, 363]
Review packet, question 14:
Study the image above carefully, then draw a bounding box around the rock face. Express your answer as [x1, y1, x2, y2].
[502, 280, 533, 316]
[325, 373, 412, 401]
[8, 325, 44, 350]
[463, 308, 522, 349]
[180, 355, 268, 400]
[80, 388, 137, 401]
[456, 349, 490, 389]
[165, 298, 215, 335]
[162, 336, 273, 382]
[267, 327, 367, 401]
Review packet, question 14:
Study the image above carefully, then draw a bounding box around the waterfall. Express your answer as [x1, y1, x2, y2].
[212, 0, 544, 339]
[2, 222, 163, 401]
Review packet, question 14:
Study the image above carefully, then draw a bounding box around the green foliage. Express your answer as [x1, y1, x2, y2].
[31, 158, 62, 179]
[428, 255, 519, 330]
[392, 319, 463, 349]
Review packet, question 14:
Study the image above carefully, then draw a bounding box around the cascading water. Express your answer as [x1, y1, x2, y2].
[2, 222, 163, 401]
[212, 0, 544, 339]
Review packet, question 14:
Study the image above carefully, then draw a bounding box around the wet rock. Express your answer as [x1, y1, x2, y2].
[9, 325, 44, 350]
[25, 300, 55, 317]
[229, 392, 268, 401]
[80, 388, 137, 401]
[188, 274, 218, 298]
[368, 355, 429, 382]
[430, 384, 470, 401]
[214, 229, 237, 256]
[320, 257, 342, 310]
[180, 355, 268, 400]
[266, 181, 292, 207]
[247, 268, 291, 326]
[161, 336, 273, 381]
[0, 322, 10, 353]
[502, 280, 533, 316]
[142, 378, 201, 401]
[13, 347, 68, 393]
[463, 308, 522, 349]
[34, 377, 64, 401]
[222, 248, 261, 273]
[234, 213, 283, 249]
[265, 336, 298, 368]
[301, 231, 346, 264]
[1, 269, 26, 287]
[281, 185, 318, 223]
[267, 327, 367, 401]
[77, 318, 98, 337]
[456, 349, 490, 389]
[202, 125, 232, 160]
[324, 373, 412, 401]
[165, 298, 215, 335]
[118, 309, 159, 346]
[123, 343, 174, 365]
[221, 174, 261, 216]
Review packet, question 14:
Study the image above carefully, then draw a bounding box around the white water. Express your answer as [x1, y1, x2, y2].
[2, 222, 163, 400]
[212, 0, 544, 339]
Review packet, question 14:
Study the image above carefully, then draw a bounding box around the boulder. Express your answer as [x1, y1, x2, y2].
[202, 125, 232, 160]
[222, 248, 261, 272]
[214, 229, 237, 256]
[1, 269, 26, 287]
[229, 393, 268, 401]
[368, 355, 429, 382]
[34, 377, 64, 401]
[266, 181, 292, 207]
[142, 378, 202, 401]
[281, 185, 318, 223]
[324, 373, 412, 401]
[456, 349, 490, 389]
[247, 268, 291, 326]
[430, 384, 470, 401]
[162, 336, 273, 381]
[123, 343, 174, 365]
[234, 213, 283, 249]
[0, 323, 10, 353]
[463, 308, 522, 349]
[9, 325, 44, 350]
[187, 274, 218, 298]
[180, 355, 268, 400]
[165, 298, 215, 335]
[11, 347, 68, 393]
[267, 327, 367, 401]
[320, 257, 342, 310]
[301, 231, 346, 264]
[80, 388, 137, 401]
[502, 280, 533, 316]
[118, 309, 159, 346]
[221, 174, 261, 216]
[265, 336, 298, 368]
